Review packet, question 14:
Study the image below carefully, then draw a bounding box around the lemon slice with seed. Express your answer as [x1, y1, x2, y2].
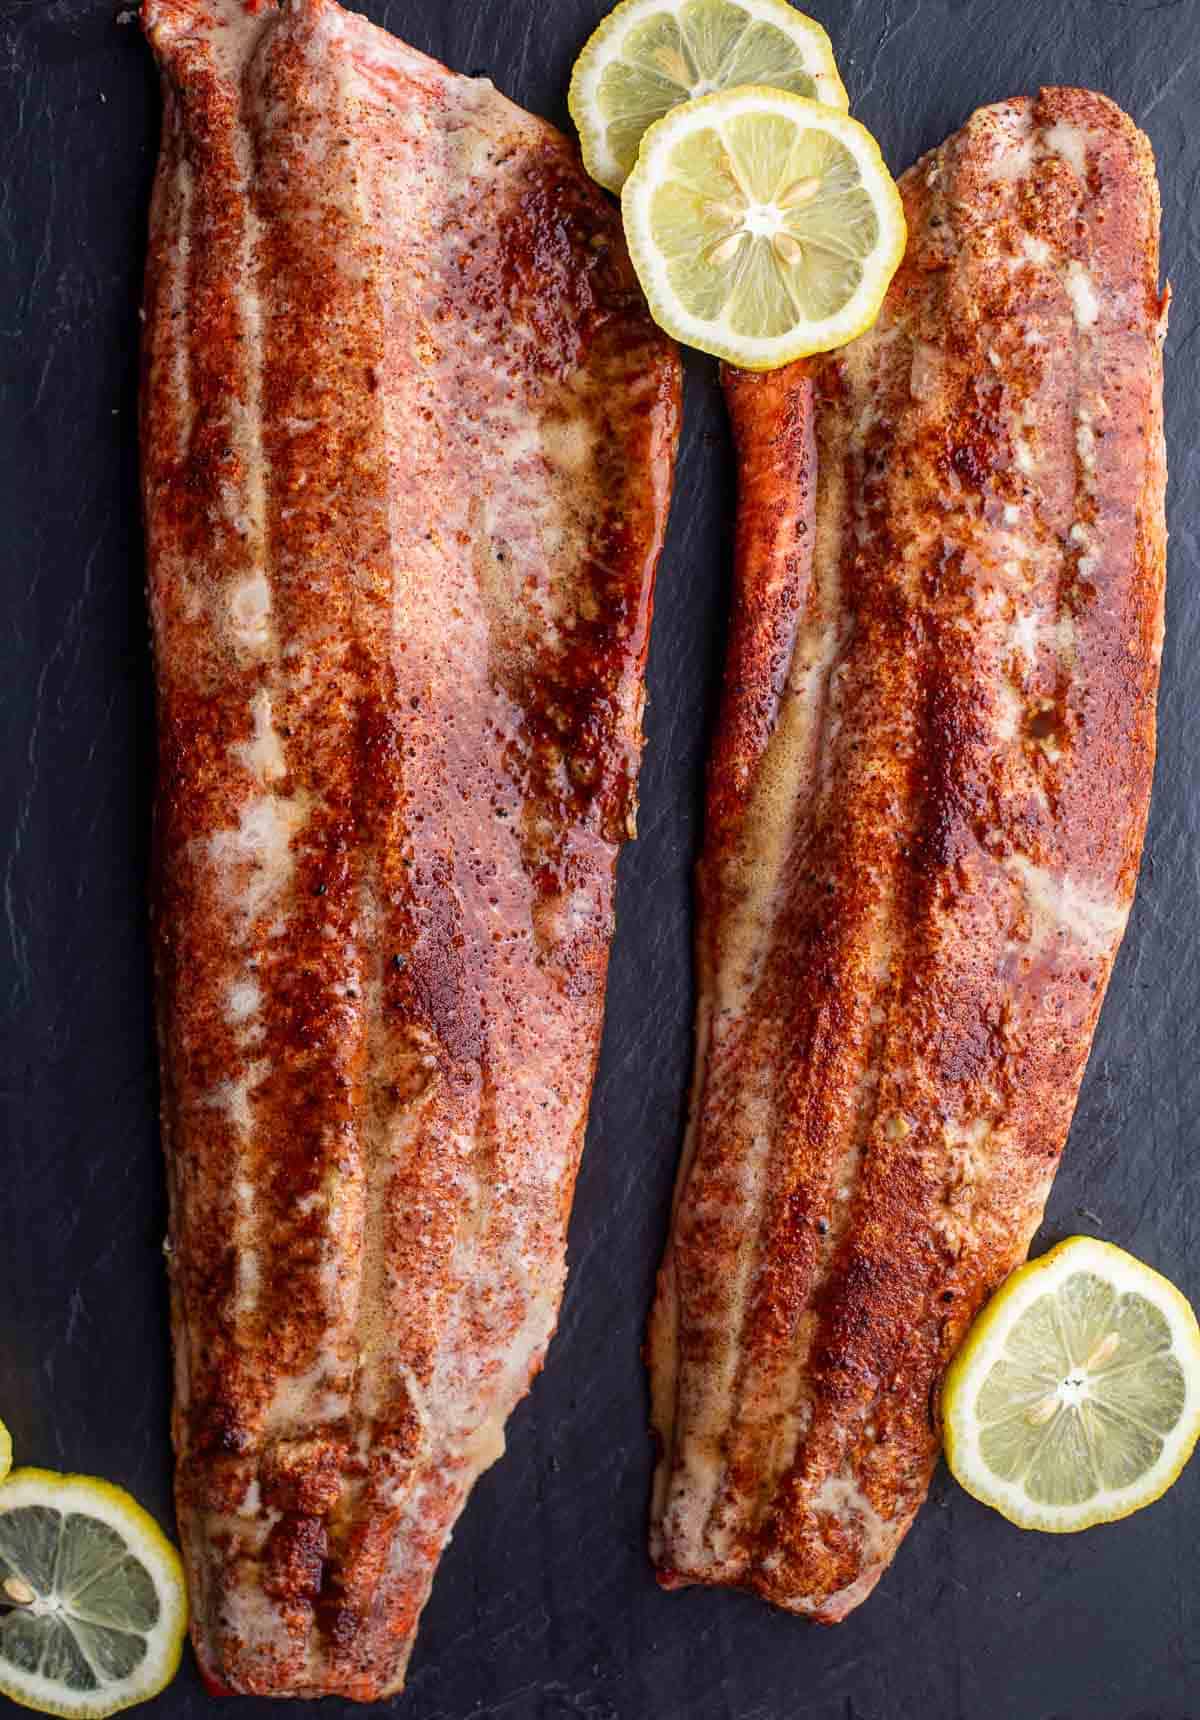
[569, 0, 847, 193]
[942, 1237, 1200, 1533]
[621, 88, 905, 369]
[0, 1470, 187, 1717]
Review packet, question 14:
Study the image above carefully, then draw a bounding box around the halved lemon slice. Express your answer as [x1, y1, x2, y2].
[621, 88, 906, 369]
[942, 1237, 1200, 1533]
[0, 1470, 187, 1717]
[569, 0, 847, 193]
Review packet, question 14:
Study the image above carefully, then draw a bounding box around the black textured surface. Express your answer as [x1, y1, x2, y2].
[1, 1, 1197, 1716]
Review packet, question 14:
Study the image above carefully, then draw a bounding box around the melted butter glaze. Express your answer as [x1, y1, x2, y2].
[648, 87, 1166, 1622]
[141, 0, 679, 1696]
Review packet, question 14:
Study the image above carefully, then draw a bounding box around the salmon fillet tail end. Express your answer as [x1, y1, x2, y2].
[648, 87, 1166, 1622]
[140, 0, 679, 1697]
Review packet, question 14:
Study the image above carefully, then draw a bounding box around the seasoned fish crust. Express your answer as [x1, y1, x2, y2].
[140, 0, 680, 1696]
[648, 87, 1166, 1622]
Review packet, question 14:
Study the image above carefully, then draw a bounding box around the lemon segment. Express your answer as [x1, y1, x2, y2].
[0, 1470, 187, 1718]
[942, 1237, 1200, 1533]
[569, 0, 847, 193]
[621, 88, 905, 369]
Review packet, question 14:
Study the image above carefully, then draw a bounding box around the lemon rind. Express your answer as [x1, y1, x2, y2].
[620, 87, 906, 369]
[569, 0, 848, 194]
[0, 1469, 187, 1719]
[942, 1237, 1200, 1533]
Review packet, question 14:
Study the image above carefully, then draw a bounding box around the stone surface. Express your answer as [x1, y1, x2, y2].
[1, 2, 1197, 1717]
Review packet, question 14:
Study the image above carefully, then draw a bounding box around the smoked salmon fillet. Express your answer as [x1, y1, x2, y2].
[140, 0, 679, 1696]
[648, 87, 1167, 1622]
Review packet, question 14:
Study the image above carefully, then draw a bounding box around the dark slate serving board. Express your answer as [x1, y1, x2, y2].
[2, 0, 1197, 1716]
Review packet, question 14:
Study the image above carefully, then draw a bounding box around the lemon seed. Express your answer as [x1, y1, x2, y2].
[778, 176, 822, 208]
[1084, 1330, 1121, 1370]
[706, 231, 747, 267]
[703, 197, 747, 223]
[1025, 1392, 1060, 1426]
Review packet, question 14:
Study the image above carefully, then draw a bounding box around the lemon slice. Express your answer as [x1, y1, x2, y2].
[0, 1425, 11, 1486]
[569, 0, 847, 193]
[621, 88, 906, 369]
[0, 1470, 187, 1717]
[942, 1237, 1200, 1533]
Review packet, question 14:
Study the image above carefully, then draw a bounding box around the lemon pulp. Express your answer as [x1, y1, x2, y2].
[569, 0, 846, 193]
[621, 88, 905, 369]
[0, 1471, 187, 1718]
[943, 1237, 1200, 1532]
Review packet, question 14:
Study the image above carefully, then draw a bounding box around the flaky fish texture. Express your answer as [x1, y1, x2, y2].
[648, 88, 1167, 1622]
[140, 0, 680, 1697]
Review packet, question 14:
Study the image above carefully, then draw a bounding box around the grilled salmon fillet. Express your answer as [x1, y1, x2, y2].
[140, 0, 679, 1696]
[648, 87, 1167, 1621]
